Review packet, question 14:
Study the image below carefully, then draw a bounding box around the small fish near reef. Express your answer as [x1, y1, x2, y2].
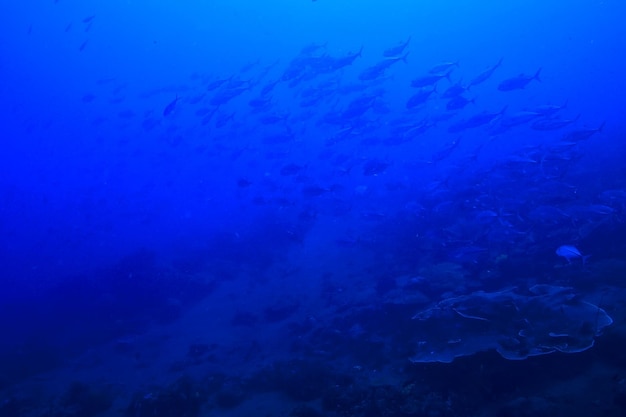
[556, 245, 589, 265]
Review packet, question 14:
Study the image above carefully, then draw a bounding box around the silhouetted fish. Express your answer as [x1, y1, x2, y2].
[468, 57, 503, 88]
[363, 159, 389, 176]
[531, 114, 580, 130]
[411, 70, 452, 88]
[383, 37, 411, 58]
[562, 121, 605, 142]
[498, 68, 541, 91]
[446, 95, 474, 111]
[429, 61, 459, 75]
[163, 95, 180, 117]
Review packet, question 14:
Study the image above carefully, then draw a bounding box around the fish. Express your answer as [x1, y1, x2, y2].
[566, 204, 615, 217]
[300, 42, 327, 56]
[118, 109, 135, 119]
[262, 132, 293, 144]
[260, 113, 287, 125]
[499, 111, 542, 128]
[441, 80, 467, 99]
[237, 178, 252, 188]
[206, 76, 233, 91]
[240, 59, 260, 73]
[531, 100, 568, 116]
[498, 68, 542, 91]
[450, 106, 507, 132]
[384, 37, 411, 57]
[429, 61, 459, 75]
[556, 245, 589, 264]
[362, 159, 389, 176]
[280, 163, 305, 176]
[359, 52, 409, 81]
[301, 185, 330, 197]
[248, 95, 273, 109]
[327, 46, 363, 72]
[468, 57, 503, 88]
[446, 95, 474, 111]
[341, 95, 378, 119]
[215, 111, 235, 128]
[411, 70, 452, 88]
[261, 79, 281, 96]
[210, 85, 251, 106]
[81, 93, 96, 103]
[431, 138, 461, 162]
[406, 88, 436, 109]
[531, 114, 580, 131]
[162, 95, 180, 117]
[562, 121, 605, 142]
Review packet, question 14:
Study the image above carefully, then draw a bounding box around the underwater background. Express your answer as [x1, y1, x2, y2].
[1, 0, 626, 416]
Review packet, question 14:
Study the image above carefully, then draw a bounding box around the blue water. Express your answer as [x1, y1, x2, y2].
[1, 1, 626, 416]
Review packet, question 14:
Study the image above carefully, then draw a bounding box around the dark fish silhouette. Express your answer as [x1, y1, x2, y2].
[383, 37, 411, 58]
[562, 121, 605, 142]
[531, 114, 580, 131]
[411, 70, 452, 88]
[446, 95, 474, 111]
[498, 68, 541, 91]
[363, 159, 389, 176]
[468, 57, 503, 88]
[406, 88, 436, 109]
[429, 61, 459, 75]
[162, 95, 180, 117]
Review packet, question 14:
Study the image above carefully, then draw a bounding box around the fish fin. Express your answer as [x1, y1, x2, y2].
[534, 67, 542, 82]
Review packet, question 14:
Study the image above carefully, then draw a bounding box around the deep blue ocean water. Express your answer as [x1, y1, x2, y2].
[1, 1, 626, 416]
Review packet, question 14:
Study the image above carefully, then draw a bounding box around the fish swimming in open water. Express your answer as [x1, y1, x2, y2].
[498, 68, 542, 91]
[163, 95, 180, 117]
[556, 245, 589, 265]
